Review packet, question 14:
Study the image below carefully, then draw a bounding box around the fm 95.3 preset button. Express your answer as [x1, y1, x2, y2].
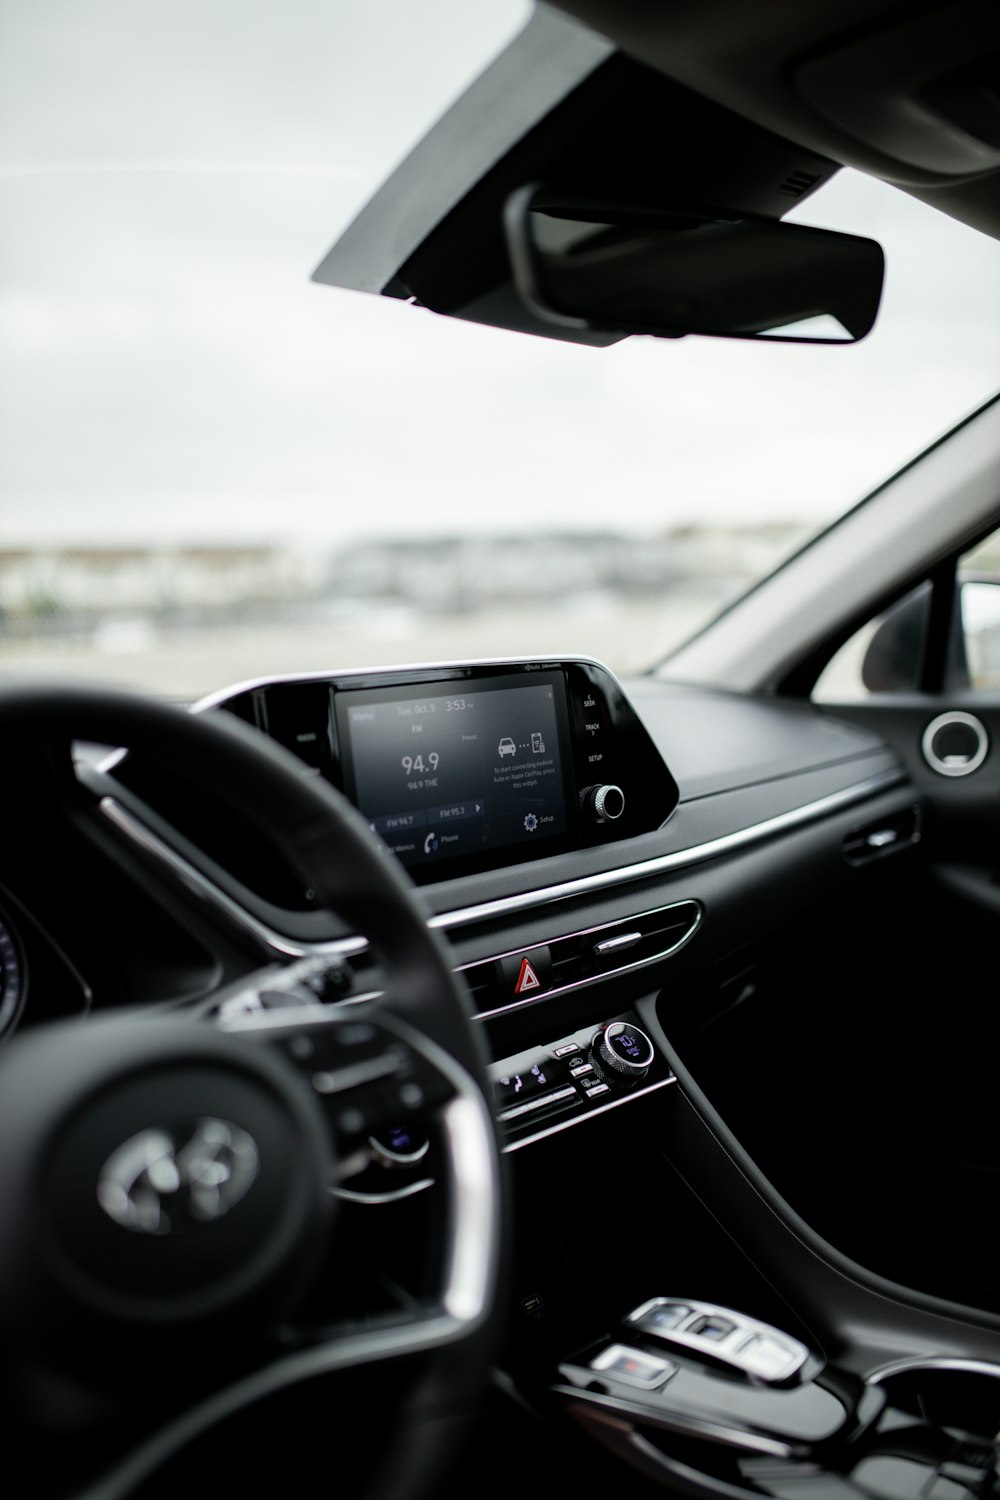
[594, 1022, 655, 1078]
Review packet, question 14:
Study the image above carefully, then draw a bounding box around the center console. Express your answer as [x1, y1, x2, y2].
[549, 1299, 1000, 1500]
[490, 1012, 675, 1150]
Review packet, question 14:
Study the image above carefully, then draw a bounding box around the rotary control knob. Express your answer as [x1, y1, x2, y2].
[581, 784, 625, 824]
[594, 1021, 655, 1079]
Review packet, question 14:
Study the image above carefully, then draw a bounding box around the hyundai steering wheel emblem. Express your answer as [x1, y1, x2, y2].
[97, 1118, 259, 1235]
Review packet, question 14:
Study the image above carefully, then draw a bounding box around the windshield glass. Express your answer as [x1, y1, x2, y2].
[4, 0, 1000, 699]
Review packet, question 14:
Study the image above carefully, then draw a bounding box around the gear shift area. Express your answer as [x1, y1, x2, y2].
[551, 1300, 1000, 1500]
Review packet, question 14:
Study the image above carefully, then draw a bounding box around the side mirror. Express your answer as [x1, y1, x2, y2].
[504, 185, 885, 344]
[857, 578, 1000, 693]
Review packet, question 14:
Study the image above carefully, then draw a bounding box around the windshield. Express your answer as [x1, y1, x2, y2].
[3, 0, 1000, 698]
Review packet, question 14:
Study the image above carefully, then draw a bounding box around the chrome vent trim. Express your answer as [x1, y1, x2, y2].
[459, 900, 702, 1021]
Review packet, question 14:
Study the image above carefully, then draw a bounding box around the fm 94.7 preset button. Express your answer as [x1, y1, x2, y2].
[595, 1022, 655, 1078]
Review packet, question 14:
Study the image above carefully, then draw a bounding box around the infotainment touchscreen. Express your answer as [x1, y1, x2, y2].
[336, 672, 572, 871]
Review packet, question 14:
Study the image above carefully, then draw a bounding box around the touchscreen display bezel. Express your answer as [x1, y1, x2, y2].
[335, 669, 577, 882]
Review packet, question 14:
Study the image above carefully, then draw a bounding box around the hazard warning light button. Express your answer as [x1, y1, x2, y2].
[498, 946, 553, 1001]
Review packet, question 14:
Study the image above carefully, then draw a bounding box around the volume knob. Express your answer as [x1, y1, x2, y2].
[596, 1022, 654, 1078]
[582, 784, 625, 823]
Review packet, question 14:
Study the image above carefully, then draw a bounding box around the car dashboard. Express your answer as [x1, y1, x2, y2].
[47, 655, 913, 1155]
[0, 655, 919, 1204]
[8, 656, 1000, 1500]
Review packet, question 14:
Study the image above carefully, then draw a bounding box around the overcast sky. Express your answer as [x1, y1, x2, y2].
[2, 0, 1000, 551]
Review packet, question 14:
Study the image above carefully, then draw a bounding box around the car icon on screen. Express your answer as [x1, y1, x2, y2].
[498, 737, 516, 757]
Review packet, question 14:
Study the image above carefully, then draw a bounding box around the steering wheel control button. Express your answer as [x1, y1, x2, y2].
[922, 710, 989, 776]
[217, 954, 365, 1023]
[336, 1106, 368, 1137]
[369, 1125, 430, 1167]
[625, 1299, 811, 1385]
[301, 958, 353, 1001]
[309, 1048, 403, 1097]
[595, 1021, 655, 1076]
[590, 1344, 677, 1390]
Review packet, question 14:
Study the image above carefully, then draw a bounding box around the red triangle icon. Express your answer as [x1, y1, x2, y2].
[514, 957, 541, 995]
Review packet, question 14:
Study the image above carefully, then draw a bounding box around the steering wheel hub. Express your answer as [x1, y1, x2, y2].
[0, 1016, 334, 1365]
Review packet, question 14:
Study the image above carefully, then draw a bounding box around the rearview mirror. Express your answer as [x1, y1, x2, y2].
[504, 186, 885, 344]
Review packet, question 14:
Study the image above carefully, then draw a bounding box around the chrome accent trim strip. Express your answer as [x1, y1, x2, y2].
[101, 770, 904, 974]
[869, 1356, 1000, 1383]
[99, 797, 370, 962]
[554, 1384, 796, 1458]
[497, 1085, 577, 1122]
[367, 1130, 431, 1167]
[502, 1076, 675, 1152]
[95, 745, 128, 775]
[431, 768, 905, 932]
[217, 988, 383, 1026]
[217, 996, 383, 1033]
[439, 1090, 500, 1322]
[335, 1178, 434, 1205]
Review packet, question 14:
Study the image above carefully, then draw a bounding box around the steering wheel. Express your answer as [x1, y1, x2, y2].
[0, 684, 505, 1500]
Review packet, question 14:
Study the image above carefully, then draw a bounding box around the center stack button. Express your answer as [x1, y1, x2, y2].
[498, 946, 553, 1004]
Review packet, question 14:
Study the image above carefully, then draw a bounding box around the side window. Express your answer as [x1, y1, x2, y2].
[959, 533, 1000, 690]
[813, 529, 1000, 702]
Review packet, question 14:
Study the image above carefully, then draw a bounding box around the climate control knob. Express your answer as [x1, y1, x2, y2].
[581, 784, 625, 823]
[595, 1021, 655, 1078]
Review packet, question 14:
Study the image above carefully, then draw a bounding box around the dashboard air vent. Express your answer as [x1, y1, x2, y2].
[842, 803, 922, 865]
[456, 899, 702, 1020]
